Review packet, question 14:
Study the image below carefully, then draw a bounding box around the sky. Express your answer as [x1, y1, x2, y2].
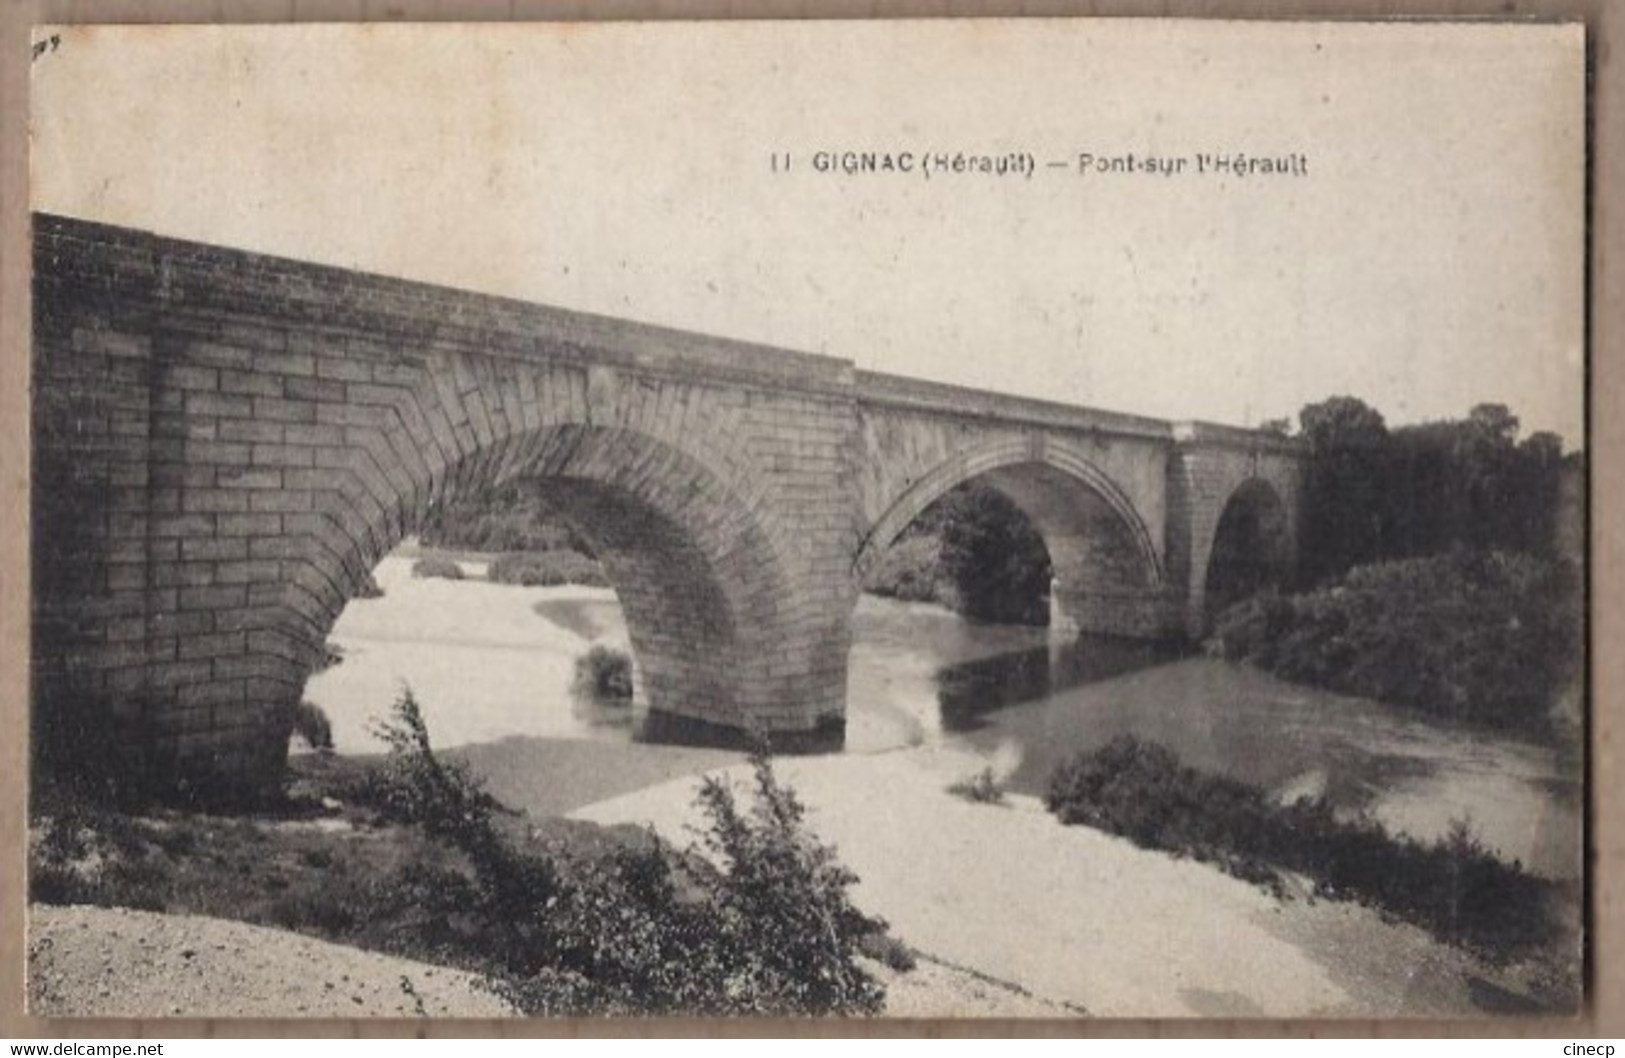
[29, 20, 1587, 445]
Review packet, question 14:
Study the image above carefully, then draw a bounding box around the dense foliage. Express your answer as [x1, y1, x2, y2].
[421, 482, 594, 556]
[366, 689, 890, 1016]
[1295, 397, 1578, 583]
[938, 484, 1054, 625]
[1045, 736, 1564, 964]
[1211, 550, 1581, 734]
[411, 556, 465, 581]
[487, 549, 608, 588]
[865, 482, 1053, 626]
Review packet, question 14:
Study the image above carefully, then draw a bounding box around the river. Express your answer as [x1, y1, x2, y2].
[306, 554, 1582, 881]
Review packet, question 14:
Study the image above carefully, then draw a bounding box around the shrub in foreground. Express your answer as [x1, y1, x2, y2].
[1045, 735, 1558, 960]
[367, 688, 890, 1015]
[411, 556, 465, 581]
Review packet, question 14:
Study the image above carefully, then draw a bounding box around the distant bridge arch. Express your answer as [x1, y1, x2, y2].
[853, 435, 1169, 636]
[854, 435, 1163, 586]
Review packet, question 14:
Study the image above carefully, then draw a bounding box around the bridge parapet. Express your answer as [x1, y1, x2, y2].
[855, 369, 1175, 441]
[1172, 419, 1309, 456]
[35, 213, 856, 399]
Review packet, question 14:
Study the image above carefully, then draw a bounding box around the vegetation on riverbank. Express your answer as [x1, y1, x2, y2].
[1291, 397, 1580, 584]
[946, 767, 1006, 806]
[29, 689, 899, 1016]
[411, 555, 465, 581]
[863, 482, 1052, 626]
[421, 481, 594, 556]
[1210, 549, 1582, 736]
[488, 549, 608, 588]
[1044, 736, 1577, 1007]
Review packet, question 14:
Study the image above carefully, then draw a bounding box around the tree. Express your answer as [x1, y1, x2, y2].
[934, 483, 1053, 626]
[1297, 396, 1391, 581]
[1299, 396, 1388, 451]
[1466, 403, 1520, 447]
[1452, 404, 1524, 550]
[1512, 431, 1567, 553]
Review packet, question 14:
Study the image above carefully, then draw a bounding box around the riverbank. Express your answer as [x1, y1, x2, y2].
[568, 742, 1558, 1018]
[268, 547, 1583, 1016]
[31, 736, 1555, 1019]
[25, 753, 1070, 1020]
[29, 692, 1574, 1018]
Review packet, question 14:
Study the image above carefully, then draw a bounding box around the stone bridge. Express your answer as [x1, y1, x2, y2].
[31, 214, 1305, 793]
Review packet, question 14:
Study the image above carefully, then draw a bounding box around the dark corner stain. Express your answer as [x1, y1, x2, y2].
[1465, 974, 1547, 1016]
[31, 34, 62, 64]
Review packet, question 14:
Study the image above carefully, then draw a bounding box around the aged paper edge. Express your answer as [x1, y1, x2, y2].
[0, 0, 1617, 1040]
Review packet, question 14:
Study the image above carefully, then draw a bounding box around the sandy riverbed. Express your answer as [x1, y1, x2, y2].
[27, 903, 1068, 1019]
[27, 904, 515, 1019]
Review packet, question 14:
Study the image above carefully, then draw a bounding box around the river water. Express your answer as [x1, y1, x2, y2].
[307, 554, 1583, 881]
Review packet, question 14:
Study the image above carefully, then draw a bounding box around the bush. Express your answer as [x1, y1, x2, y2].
[411, 556, 465, 581]
[861, 535, 954, 606]
[27, 793, 170, 912]
[1045, 735, 1559, 959]
[1210, 550, 1582, 734]
[488, 550, 608, 588]
[857, 930, 917, 972]
[947, 767, 1006, 805]
[420, 481, 595, 555]
[572, 646, 634, 701]
[365, 688, 892, 1015]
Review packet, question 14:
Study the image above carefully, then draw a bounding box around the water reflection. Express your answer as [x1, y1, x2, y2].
[936, 636, 1185, 732]
[568, 686, 642, 732]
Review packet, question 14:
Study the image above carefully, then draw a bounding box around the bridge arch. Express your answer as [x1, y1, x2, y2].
[855, 437, 1174, 637]
[277, 423, 796, 728]
[856, 438, 1162, 583]
[1200, 477, 1292, 625]
[126, 348, 830, 782]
